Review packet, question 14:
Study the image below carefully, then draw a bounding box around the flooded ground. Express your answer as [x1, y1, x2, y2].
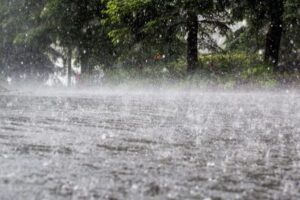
[0, 89, 300, 200]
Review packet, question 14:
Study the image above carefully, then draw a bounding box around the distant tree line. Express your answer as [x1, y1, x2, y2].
[0, 0, 299, 83]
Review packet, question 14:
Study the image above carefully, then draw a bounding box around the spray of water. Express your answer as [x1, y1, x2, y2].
[0, 85, 300, 199]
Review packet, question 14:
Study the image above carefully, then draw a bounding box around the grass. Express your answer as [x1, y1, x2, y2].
[93, 52, 300, 89]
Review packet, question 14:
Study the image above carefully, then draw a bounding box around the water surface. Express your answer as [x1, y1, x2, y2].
[0, 90, 300, 200]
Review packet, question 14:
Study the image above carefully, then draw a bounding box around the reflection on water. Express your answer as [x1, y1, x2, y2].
[0, 90, 300, 200]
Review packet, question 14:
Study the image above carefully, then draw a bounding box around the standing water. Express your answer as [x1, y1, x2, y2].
[0, 89, 300, 200]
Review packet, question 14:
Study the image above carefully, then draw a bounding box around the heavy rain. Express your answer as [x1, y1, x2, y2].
[1, 0, 300, 200]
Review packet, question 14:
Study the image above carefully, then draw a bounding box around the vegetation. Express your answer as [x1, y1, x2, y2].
[0, 0, 299, 87]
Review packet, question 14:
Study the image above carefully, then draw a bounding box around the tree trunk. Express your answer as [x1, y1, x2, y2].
[264, 0, 284, 71]
[80, 56, 90, 75]
[186, 12, 198, 74]
[164, 26, 176, 62]
[79, 46, 92, 75]
[67, 48, 72, 87]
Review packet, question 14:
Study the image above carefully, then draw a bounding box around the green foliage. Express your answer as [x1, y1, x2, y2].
[102, 59, 186, 85]
[0, 0, 299, 86]
[227, 0, 300, 69]
[96, 51, 289, 88]
[104, 0, 231, 68]
[199, 52, 274, 81]
[0, 0, 52, 79]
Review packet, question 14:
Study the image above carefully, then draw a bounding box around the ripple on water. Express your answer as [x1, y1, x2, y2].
[0, 91, 300, 200]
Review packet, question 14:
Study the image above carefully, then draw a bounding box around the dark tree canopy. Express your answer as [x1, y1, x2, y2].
[0, 0, 299, 84]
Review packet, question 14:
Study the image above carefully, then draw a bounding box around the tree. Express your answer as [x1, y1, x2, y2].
[264, 0, 284, 69]
[105, 0, 230, 74]
[281, 0, 300, 70]
[0, 0, 53, 81]
[229, 0, 287, 71]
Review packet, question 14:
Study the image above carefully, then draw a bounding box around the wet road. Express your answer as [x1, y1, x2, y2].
[0, 90, 300, 200]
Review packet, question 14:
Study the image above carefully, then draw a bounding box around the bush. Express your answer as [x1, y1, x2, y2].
[101, 59, 187, 85]
[196, 51, 277, 87]
[94, 51, 300, 88]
